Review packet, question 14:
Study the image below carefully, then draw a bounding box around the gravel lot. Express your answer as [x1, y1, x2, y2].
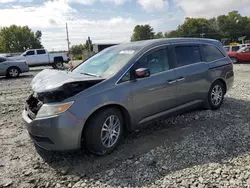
[0, 64, 250, 188]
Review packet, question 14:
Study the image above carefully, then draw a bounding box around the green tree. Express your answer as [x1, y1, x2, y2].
[165, 30, 181, 38]
[131, 25, 155, 41]
[70, 44, 85, 56]
[0, 25, 43, 53]
[154, 32, 164, 39]
[217, 11, 250, 41]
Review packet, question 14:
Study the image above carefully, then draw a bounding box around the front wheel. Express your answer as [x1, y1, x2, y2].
[84, 108, 124, 155]
[205, 81, 225, 110]
[53, 62, 64, 69]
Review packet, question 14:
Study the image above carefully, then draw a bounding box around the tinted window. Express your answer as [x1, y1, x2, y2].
[175, 46, 201, 67]
[202, 44, 225, 62]
[0, 57, 6, 63]
[232, 46, 240, 51]
[26, 51, 35, 56]
[135, 48, 169, 75]
[37, 50, 46, 54]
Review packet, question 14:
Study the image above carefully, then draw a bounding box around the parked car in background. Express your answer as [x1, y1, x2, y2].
[239, 43, 250, 49]
[228, 46, 250, 63]
[23, 38, 234, 156]
[223, 45, 241, 53]
[9, 49, 70, 69]
[0, 57, 29, 78]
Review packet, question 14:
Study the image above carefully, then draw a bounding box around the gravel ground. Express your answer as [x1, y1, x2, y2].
[0, 64, 250, 188]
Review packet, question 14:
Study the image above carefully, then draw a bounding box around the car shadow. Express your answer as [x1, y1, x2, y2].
[0, 74, 34, 80]
[36, 97, 250, 187]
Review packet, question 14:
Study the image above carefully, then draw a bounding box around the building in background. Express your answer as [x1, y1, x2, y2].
[93, 44, 119, 53]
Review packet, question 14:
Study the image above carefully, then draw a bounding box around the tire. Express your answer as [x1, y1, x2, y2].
[6, 67, 20, 78]
[231, 57, 238, 64]
[84, 108, 124, 156]
[205, 81, 225, 110]
[53, 62, 64, 69]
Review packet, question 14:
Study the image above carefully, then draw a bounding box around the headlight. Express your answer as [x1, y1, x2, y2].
[36, 101, 74, 118]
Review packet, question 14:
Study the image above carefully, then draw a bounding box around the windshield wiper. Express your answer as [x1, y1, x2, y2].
[81, 72, 101, 78]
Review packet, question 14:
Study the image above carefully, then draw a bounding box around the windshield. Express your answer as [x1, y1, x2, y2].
[237, 47, 247, 53]
[73, 45, 141, 78]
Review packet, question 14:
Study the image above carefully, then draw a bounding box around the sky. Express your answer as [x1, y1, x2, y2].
[0, 0, 250, 51]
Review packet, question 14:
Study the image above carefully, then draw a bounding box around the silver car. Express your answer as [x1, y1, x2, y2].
[22, 38, 234, 155]
[0, 57, 29, 78]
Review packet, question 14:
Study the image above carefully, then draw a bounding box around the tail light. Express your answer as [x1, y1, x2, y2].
[66, 53, 69, 57]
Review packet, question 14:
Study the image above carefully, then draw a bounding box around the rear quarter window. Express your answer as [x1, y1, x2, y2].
[201, 44, 225, 62]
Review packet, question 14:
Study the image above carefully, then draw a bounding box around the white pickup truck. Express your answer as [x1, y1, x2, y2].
[10, 49, 70, 69]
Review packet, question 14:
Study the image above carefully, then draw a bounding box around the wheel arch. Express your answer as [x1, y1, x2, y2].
[211, 78, 227, 93]
[54, 56, 63, 62]
[6, 66, 21, 75]
[82, 103, 133, 139]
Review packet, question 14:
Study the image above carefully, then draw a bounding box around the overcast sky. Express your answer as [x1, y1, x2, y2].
[0, 0, 250, 51]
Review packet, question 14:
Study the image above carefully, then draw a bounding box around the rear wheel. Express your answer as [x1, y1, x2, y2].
[53, 62, 64, 69]
[6, 67, 20, 78]
[205, 81, 225, 110]
[231, 57, 238, 64]
[84, 108, 124, 155]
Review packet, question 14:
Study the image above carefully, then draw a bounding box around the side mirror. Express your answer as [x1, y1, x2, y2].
[135, 68, 150, 78]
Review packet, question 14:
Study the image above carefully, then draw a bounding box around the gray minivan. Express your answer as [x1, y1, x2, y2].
[22, 38, 234, 155]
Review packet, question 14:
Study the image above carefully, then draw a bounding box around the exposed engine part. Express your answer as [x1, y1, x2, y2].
[26, 80, 104, 119]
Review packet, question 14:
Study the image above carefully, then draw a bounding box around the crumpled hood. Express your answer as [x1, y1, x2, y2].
[31, 69, 104, 93]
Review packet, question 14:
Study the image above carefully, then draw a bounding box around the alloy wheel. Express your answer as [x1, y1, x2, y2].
[101, 115, 121, 148]
[211, 85, 223, 106]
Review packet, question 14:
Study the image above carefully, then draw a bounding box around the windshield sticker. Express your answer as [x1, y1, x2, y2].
[119, 50, 135, 54]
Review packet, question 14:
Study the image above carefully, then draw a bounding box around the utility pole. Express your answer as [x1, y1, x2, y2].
[66, 23, 70, 53]
[200, 26, 205, 38]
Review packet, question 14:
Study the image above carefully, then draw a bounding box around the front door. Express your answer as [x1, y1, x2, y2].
[130, 46, 177, 124]
[172, 44, 209, 106]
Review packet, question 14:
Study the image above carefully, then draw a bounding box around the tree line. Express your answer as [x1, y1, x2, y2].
[0, 25, 43, 53]
[131, 11, 250, 45]
[1, 10, 249, 54]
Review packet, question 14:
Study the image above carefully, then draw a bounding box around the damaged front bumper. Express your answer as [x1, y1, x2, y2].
[22, 108, 83, 151]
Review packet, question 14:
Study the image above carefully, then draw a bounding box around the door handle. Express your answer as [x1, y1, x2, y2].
[167, 80, 177, 84]
[177, 77, 185, 82]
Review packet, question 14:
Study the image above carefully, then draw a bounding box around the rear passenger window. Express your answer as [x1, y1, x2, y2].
[201, 44, 225, 62]
[175, 46, 201, 67]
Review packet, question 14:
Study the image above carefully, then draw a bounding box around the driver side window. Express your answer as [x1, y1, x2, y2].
[26, 50, 35, 56]
[135, 47, 169, 75]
